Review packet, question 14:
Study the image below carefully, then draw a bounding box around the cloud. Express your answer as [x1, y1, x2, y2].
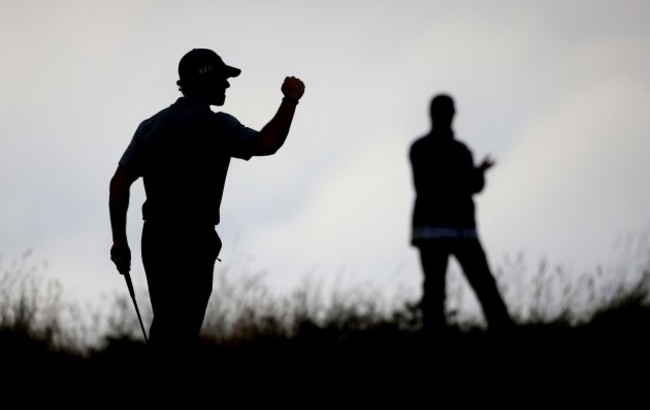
[482, 72, 650, 270]
[2, 1, 650, 313]
[235, 132, 415, 295]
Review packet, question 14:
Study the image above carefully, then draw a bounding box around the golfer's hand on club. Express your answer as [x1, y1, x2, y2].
[281, 76, 305, 101]
[110, 241, 131, 275]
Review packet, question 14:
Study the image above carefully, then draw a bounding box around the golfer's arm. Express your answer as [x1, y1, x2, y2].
[109, 165, 137, 244]
[251, 98, 298, 156]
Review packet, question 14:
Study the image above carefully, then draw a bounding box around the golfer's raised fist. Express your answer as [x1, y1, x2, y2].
[281, 76, 305, 100]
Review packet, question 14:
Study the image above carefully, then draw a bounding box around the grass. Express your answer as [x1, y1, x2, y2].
[1, 244, 650, 398]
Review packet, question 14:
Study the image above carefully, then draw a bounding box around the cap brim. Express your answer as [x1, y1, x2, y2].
[225, 65, 241, 78]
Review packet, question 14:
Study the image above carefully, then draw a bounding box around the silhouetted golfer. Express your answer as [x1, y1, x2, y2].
[109, 48, 305, 358]
[409, 93, 512, 337]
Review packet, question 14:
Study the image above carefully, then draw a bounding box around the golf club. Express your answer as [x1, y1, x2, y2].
[121, 267, 149, 343]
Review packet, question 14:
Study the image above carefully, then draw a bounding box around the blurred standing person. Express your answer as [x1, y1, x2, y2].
[109, 48, 305, 359]
[409, 93, 512, 338]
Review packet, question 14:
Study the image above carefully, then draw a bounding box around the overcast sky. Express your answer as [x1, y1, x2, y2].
[2, 1, 650, 322]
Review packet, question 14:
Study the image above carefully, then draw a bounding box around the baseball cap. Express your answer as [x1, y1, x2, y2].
[177, 48, 241, 85]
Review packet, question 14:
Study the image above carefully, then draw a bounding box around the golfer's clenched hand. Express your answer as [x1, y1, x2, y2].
[281, 76, 305, 100]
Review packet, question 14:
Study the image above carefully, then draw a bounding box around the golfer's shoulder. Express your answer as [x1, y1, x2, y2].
[212, 111, 240, 124]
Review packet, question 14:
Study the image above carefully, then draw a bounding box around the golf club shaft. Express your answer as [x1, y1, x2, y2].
[122, 269, 149, 343]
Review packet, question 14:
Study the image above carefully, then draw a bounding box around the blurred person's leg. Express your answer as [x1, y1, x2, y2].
[418, 240, 451, 336]
[455, 239, 512, 331]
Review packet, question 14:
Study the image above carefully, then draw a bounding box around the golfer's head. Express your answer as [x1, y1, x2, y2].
[176, 48, 241, 104]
